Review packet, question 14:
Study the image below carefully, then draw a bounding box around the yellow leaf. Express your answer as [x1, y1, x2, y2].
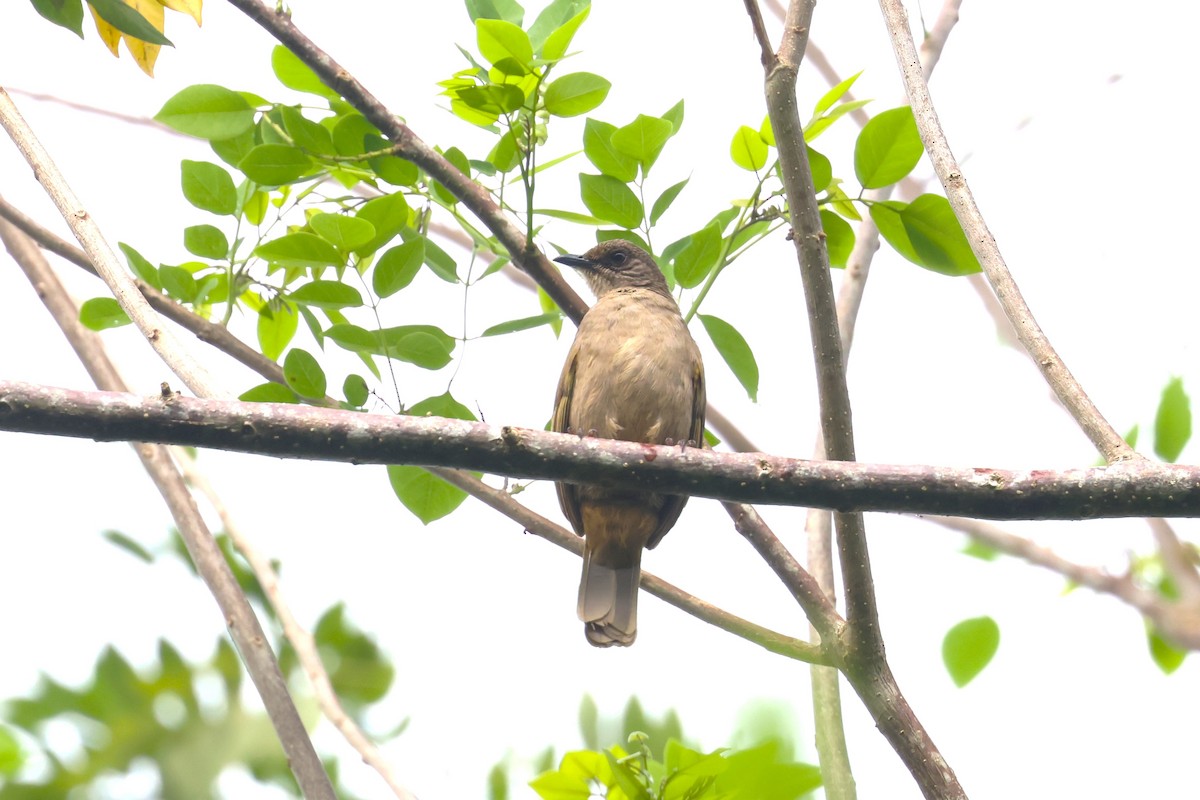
[159, 0, 203, 26]
[86, 0, 167, 76]
[88, 4, 122, 56]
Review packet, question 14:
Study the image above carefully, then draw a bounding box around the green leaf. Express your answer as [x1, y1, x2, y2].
[0, 723, 24, 777]
[394, 332, 454, 369]
[808, 145, 832, 193]
[180, 160, 237, 216]
[365, 134, 419, 186]
[257, 302, 299, 361]
[579, 174, 643, 228]
[289, 280, 363, 309]
[545, 73, 611, 117]
[326, 324, 456, 367]
[372, 238, 425, 298]
[254, 232, 343, 268]
[870, 195, 980, 276]
[160, 265, 198, 302]
[120, 242, 160, 290]
[1155, 377, 1191, 462]
[674, 222, 722, 289]
[421, 235, 460, 282]
[538, 4, 589, 60]
[30, 0, 84, 36]
[388, 465, 470, 524]
[1148, 627, 1187, 674]
[183, 224, 229, 259]
[332, 113, 380, 158]
[730, 125, 768, 171]
[813, 70, 863, 116]
[155, 85, 253, 140]
[482, 312, 563, 337]
[79, 297, 131, 331]
[211, 127, 256, 168]
[240, 381, 299, 403]
[942, 615, 1000, 687]
[271, 44, 336, 98]
[354, 192, 411, 256]
[283, 348, 327, 398]
[650, 177, 689, 225]
[699, 314, 759, 402]
[238, 143, 315, 185]
[611, 114, 674, 175]
[281, 106, 335, 156]
[89, 0, 172, 44]
[583, 118, 638, 182]
[466, 0, 524, 25]
[102, 529, 154, 563]
[476, 18, 533, 69]
[343, 374, 369, 407]
[661, 99, 685, 135]
[855, 105, 923, 189]
[820, 209, 854, 268]
[806, 98, 873, 141]
[457, 84, 526, 114]
[310, 212, 376, 251]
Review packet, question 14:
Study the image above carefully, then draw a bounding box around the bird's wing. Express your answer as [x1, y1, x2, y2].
[553, 342, 585, 537]
[647, 357, 707, 549]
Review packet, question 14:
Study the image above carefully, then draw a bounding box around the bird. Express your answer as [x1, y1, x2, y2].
[552, 240, 706, 646]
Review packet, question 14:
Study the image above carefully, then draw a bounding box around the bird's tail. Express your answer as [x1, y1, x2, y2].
[577, 545, 641, 647]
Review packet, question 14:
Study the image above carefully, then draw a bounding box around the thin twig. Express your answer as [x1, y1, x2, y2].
[0, 88, 222, 398]
[0, 216, 336, 800]
[1146, 518, 1200, 605]
[178, 456, 419, 800]
[874, 0, 1138, 465]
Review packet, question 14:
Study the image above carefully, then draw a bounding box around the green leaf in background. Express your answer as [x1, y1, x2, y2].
[365, 133, 420, 186]
[545, 72, 611, 117]
[457, 84, 526, 115]
[393, 332, 454, 369]
[942, 615, 1000, 687]
[183, 224, 229, 259]
[310, 212, 376, 251]
[257, 302, 299, 362]
[476, 18, 533, 68]
[325, 324, 456, 368]
[343, 374, 369, 407]
[239, 381, 299, 403]
[808, 145, 832, 193]
[699, 314, 759, 402]
[155, 85, 254, 140]
[30, 0, 84, 36]
[88, 0, 172, 45]
[661, 99, 685, 135]
[331, 113, 379, 159]
[579, 174, 643, 228]
[180, 160, 237, 216]
[118, 243, 160, 290]
[805, 98, 873, 141]
[79, 297, 131, 331]
[282, 348, 327, 398]
[730, 125, 768, 171]
[870, 195, 980, 276]
[813, 70, 863, 117]
[482, 312, 563, 337]
[388, 393, 478, 523]
[159, 265, 198, 302]
[372, 238, 426, 298]
[102, 529, 154, 563]
[311, 604, 395, 706]
[1154, 377, 1191, 462]
[254, 232, 343, 268]
[281, 106, 335, 156]
[854, 105, 922, 189]
[0, 722, 23, 776]
[354, 192, 411, 256]
[673, 222, 721, 289]
[465, 0, 524, 25]
[271, 44, 337, 98]
[611, 114, 674, 175]
[289, 280, 363, 310]
[820, 209, 854, 268]
[538, 4, 589, 60]
[583, 119, 638, 183]
[1147, 626, 1186, 674]
[238, 143, 314, 185]
[650, 177, 689, 225]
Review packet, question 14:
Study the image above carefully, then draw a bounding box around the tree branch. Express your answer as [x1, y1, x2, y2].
[4, 380, 1195, 519]
[0, 88, 223, 399]
[874, 0, 1137, 465]
[0, 218, 336, 800]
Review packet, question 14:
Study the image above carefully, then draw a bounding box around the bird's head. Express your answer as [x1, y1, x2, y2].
[553, 240, 670, 298]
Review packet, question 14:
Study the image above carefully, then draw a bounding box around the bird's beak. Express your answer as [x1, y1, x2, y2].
[554, 254, 595, 269]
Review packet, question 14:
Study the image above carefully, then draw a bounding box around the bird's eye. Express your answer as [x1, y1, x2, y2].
[611, 251, 627, 265]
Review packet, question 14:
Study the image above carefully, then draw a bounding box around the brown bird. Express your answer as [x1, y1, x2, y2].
[552, 240, 706, 646]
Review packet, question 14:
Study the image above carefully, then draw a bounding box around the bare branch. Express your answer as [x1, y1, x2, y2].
[178, 455, 419, 800]
[874, 0, 1137, 464]
[0, 218, 336, 800]
[0, 89, 223, 398]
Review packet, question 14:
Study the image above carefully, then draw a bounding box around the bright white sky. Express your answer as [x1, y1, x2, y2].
[1, 1, 1198, 798]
